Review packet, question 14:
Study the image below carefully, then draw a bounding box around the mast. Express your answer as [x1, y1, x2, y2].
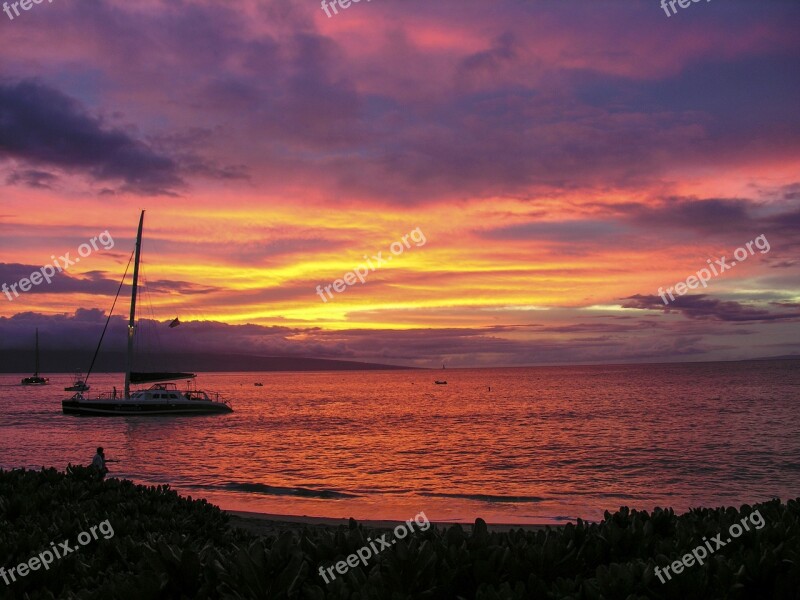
[34, 328, 39, 377]
[124, 211, 145, 399]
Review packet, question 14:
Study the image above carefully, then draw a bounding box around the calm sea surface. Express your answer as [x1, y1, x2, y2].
[1, 360, 798, 524]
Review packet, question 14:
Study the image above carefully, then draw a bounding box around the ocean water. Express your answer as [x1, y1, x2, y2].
[1, 360, 798, 524]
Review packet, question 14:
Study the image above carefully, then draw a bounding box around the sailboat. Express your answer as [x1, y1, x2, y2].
[62, 211, 233, 416]
[21, 329, 49, 385]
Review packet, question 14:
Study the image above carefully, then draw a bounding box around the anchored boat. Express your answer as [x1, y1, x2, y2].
[64, 370, 90, 392]
[62, 211, 232, 416]
[21, 329, 49, 386]
[62, 382, 232, 416]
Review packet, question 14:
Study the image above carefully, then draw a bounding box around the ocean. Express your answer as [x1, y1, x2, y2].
[1, 360, 798, 524]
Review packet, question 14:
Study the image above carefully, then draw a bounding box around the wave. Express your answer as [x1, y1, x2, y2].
[422, 491, 546, 503]
[209, 481, 359, 499]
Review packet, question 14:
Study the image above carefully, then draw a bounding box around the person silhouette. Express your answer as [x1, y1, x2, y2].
[92, 447, 109, 479]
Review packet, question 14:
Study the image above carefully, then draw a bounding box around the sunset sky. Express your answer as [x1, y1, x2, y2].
[1, 0, 799, 368]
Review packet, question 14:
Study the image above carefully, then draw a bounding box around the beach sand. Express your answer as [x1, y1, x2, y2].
[226, 510, 556, 537]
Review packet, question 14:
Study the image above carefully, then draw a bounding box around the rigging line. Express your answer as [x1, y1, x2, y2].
[135, 257, 153, 372]
[85, 251, 134, 384]
[136, 259, 146, 365]
[138, 257, 167, 373]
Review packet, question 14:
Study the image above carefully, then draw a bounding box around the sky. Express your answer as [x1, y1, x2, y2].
[0, 0, 799, 368]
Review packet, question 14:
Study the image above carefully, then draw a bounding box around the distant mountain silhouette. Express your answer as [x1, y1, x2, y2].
[0, 351, 414, 373]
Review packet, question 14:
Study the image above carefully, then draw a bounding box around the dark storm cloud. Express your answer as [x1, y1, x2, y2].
[0, 80, 182, 195]
[622, 294, 800, 323]
[622, 198, 800, 251]
[0, 263, 216, 297]
[0, 263, 120, 296]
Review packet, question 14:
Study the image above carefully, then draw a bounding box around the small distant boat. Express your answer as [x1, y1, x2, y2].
[254, 382, 264, 387]
[21, 329, 49, 386]
[65, 372, 90, 392]
[435, 380, 447, 385]
[65, 381, 90, 392]
[64, 379, 89, 392]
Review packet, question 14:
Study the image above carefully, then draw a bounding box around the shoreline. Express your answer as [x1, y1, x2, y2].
[225, 509, 558, 537]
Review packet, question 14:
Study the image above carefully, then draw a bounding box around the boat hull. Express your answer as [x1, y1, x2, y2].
[62, 399, 233, 416]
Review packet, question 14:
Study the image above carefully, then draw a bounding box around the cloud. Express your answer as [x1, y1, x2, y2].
[0, 263, 120, 297]
[2, 1, 796, 205]
[456, 32, 518, 89]
[6, 169, 59, 189]
[1, 307, 798, 367]
[476, 219, 628, 243]
[622, 294, 800, 322]
[628, 198, 754, 233]
[0, 80, 182, 195]
[0, 263, 216, 297]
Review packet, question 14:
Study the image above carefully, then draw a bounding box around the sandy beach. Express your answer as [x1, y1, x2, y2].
[225, 509, 555, 537]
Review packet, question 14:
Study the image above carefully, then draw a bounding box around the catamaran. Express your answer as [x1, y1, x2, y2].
[21, 328, 49, 386]
[62, 211, 233, 416]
